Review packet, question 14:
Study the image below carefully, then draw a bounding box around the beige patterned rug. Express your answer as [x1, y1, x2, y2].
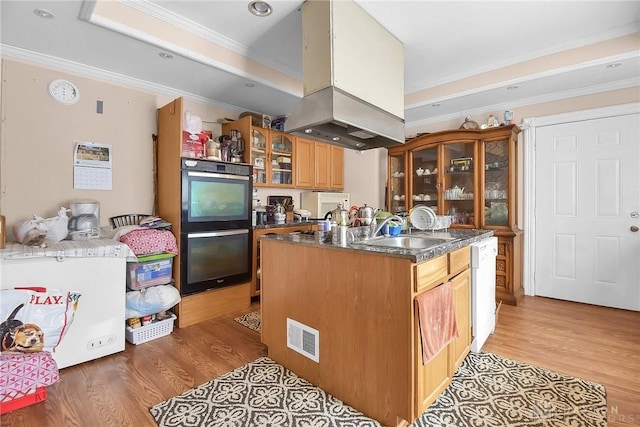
[151, 352, 607, 427]
[234, 310, 261, 333]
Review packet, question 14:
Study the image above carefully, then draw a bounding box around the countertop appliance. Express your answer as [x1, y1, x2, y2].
[300, 191, 350, 220]
[470, 237, 498, 352]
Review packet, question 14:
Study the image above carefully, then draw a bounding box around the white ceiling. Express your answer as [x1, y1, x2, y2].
[1, 0, 638, 131]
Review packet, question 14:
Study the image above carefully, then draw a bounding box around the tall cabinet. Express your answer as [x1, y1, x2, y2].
[157, 97, 250, 328]
[387, 125, 523, 305]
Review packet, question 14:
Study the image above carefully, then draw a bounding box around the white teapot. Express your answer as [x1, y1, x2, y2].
[451, 185, 465, 199]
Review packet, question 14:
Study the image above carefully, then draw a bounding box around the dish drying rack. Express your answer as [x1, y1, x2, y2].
[428, 215, 453, 231]
[409, 205, 452, 231]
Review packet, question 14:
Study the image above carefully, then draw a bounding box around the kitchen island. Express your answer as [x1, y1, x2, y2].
[260, 229, 493, 426]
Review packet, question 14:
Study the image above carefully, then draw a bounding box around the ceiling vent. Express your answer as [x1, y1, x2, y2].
[285, 0, 405, 150]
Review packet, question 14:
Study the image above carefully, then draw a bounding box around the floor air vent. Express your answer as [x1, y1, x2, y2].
[287, 318, 319, 362]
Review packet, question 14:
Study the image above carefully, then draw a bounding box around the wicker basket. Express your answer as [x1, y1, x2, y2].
[125, 313, 176, 345]
[110, 214, 151, 228]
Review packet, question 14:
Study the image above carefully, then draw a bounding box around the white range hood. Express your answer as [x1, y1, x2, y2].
[285, 0, 406, 150]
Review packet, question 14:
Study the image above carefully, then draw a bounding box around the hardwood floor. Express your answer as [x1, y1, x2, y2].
[1, 296, 638, 426]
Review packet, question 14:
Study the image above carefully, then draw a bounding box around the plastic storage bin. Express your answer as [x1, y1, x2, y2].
[126, 313, 176, 345]
[126, 253, 175, 290]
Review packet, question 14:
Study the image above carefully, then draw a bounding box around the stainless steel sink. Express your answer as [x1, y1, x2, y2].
[352, 235, 459, 250]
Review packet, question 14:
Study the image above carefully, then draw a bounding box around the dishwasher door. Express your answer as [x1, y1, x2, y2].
[470, 237, 498, 352]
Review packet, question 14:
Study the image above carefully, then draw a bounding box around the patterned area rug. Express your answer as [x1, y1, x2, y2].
[150, 356, 381, 426]
[150, 352, 607, 427]
[415, 352, 607, 427]
[234, 310, 261, 333]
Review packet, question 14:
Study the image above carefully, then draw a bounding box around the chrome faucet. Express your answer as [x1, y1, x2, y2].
[372, 215, 404, 237]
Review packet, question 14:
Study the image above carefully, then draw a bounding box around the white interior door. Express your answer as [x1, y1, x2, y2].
[534, 114, 640, 311]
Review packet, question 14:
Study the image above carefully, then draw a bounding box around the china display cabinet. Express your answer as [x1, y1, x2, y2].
[387, 125, 523, 305]
[223, 116, 294, 187]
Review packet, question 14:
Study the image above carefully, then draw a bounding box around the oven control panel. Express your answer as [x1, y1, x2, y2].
[182, 158, 251, 176]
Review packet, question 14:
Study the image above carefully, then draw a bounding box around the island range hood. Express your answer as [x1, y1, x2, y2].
[285, 0, 406, 150]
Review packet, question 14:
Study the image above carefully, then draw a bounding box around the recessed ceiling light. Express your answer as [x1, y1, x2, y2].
[606, 63, 622, 69]
[245, 83, 255, 88]
[158, 52, 174, 59]
[332, 136, 340, 142]
[248, 1, 273, 17]
[304, 129, 313, 134]
[34, 9, 55, 19]
[507, 85, 519, 90]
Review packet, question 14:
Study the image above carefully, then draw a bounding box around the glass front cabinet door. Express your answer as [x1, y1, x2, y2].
[250, 128, 268, 185]
[411, 146, 439, 211]
[482, 136, 511, 227]
[389, 153, 407, 214]
[442, 141, 477, 226]
[269, 132, 294, 186]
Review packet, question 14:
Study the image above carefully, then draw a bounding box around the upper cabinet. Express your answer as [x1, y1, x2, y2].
[223, 116, 294, 187]
[295, 138, 344, 190]
[223, 116, 343, 190]
[388, 125, 523, 305]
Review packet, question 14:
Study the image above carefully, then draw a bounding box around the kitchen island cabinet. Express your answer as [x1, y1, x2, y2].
[260, 231, 489, 426]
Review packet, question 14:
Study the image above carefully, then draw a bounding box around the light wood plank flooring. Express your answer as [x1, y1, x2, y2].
[1, 296, 638, 426]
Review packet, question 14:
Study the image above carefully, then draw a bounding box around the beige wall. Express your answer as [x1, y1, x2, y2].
[0, 59, 237, 240]
[1, 58, 638, 239]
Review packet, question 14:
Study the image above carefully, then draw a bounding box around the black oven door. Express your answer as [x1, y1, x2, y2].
[181, 169, 251, 231]
[180, 229, 252, 296]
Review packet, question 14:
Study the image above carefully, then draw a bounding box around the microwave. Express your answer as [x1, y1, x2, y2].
[300, 192, 350, 219]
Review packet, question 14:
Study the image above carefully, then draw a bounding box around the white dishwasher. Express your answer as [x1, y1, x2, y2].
[470, 237, 498, 352]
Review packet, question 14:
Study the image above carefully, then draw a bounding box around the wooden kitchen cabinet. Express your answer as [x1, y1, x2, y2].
[413, 247, 471, 416]
[261, 239, 471, 426]
[295, 137, 344, 190]
[388, 125, 523, 305]
[329, 144, 344, 189]
[251, 225, 314, 297]
[156, 97, 250, 328]
[223, 115, 294, 187]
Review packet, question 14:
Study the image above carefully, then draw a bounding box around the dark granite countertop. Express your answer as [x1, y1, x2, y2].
[253, 221, 317, 230]
[261, 228, 494, 263]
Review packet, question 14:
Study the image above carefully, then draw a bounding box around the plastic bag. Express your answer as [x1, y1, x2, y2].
[13, 207, 69, 245]
[0, 288, 81, 353]
[125, 284, 180, 319]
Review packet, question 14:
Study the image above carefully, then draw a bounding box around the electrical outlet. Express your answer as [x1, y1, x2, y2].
[86, 335, 116, 350]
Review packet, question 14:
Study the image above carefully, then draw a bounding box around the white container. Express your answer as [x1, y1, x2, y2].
[300, 192, 350, 219]
[70, 200, 100, 217]
[125, 313, 176, 345]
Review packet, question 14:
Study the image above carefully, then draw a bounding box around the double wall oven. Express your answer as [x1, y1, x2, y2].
[180, 158, 252, 296]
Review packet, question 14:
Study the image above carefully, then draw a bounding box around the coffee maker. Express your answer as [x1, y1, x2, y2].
[68, 200, 100, 240]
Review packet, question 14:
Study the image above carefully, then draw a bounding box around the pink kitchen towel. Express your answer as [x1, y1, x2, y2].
[416, 282, 459, 364]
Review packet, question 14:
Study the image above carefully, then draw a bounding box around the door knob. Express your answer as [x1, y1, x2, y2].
[631, 225, 639, 232]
